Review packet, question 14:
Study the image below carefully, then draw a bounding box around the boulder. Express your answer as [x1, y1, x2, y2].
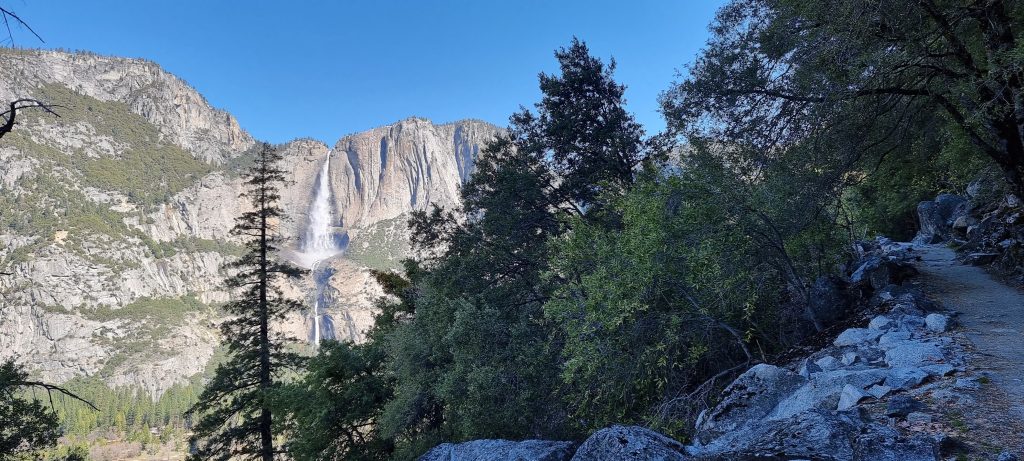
[884, 342, 944, 368]
[838, 384, 869, 411]
[924, 314, 950, 333]
[419, 440, 576, 461]
[897, 314, 926, 331]
[693, 364, 806, 444]
[851, 257, 919, 292]
[964, 252, 999, 266]
[867, 384, 892, 399]
[690, 410, 865, 460]
[914, 194, 969, 244]
[886, 396, 926, 417]
[834, 328, 884, 347]
[570, 426, 687, 461]
[869, 315, 894, 331]
[879, 331, 912, 346]
[797, 358, 823, 378]
[815, 355, 842, 371]
[885, 367, 929, 390]
[691, 409, 937, 461]
[772, 368, 889, 419]
[952, 215, 974, 233]
[921, 364, 955, 377]
[966, 179, 984, 198]
[809, 276, 852, 324]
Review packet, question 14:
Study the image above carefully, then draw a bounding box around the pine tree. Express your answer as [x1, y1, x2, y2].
[188, 143, 304, 460]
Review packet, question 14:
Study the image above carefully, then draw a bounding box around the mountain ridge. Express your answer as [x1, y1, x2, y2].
[0, 47, 501, 397]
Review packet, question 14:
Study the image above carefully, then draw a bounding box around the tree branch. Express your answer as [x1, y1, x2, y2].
[0, 99, 63, 140]
[18, 380, 98, 411]
[0, 6, 43, 43]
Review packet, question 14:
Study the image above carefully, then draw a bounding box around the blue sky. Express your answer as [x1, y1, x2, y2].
[6, 1, 725, 144]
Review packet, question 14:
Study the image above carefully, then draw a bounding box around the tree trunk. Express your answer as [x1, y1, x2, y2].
[258, 159, 274, 461]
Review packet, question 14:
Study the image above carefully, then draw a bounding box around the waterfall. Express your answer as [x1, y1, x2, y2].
[302, 155, 342, 260]
[300, 153, 343, 347]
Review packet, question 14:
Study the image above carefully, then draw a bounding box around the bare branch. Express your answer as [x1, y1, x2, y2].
[18, 380, 99, 411]
[0, 6, 44, 44]
[0, 99, 63, 140]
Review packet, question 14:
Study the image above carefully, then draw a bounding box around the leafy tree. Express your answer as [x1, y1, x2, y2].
[0, 360, 60, 457]
[546, 149, 846, 436]
[662, 0, 1024, 198]
[277, 267, 415, 461]
[188, 143, 304, 461]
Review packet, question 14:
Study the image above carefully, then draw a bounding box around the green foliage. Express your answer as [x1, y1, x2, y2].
[844, 131, 990, 239]
[44, 376, 200, 440]
[344, 216, 410, 271]
[84, 294, 207, 324]
[0, 360, 61, 458]
[277, 265, 420, 461]
[663, 0, 1024, 233]
[276, 340, 393, 461]
[546, 175, 764, 433]
[283, 38, 657, 460]
[23, 83, 213, 207]
[381, 39, 653, 449]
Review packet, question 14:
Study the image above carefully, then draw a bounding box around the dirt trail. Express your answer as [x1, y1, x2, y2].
[912, 244, 1024, 421]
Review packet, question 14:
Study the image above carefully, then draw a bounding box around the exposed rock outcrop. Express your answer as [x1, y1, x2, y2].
[914, 194, 969, 244]
[0, 48, 254, 164]
[0, 48, 500, 396]
[419, 440, 576, 461]
[570, 426, 688, 461]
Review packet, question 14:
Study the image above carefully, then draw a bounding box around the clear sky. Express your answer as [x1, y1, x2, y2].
[5, 1, 726, 144]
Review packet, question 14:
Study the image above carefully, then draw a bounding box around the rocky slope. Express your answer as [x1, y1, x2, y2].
[0, 47, 500, 397]
[418, 239, 1024, 460]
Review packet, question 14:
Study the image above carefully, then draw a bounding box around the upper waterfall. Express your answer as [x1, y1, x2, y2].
[297, 152, 344, 268]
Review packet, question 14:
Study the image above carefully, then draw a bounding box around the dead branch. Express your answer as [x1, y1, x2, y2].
[18, 380, 99, 411]
[0, 98, 63, 140]
[0, 6, 44, 44]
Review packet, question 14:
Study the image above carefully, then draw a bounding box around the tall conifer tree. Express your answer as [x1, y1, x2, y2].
[188, 143, 303, 460]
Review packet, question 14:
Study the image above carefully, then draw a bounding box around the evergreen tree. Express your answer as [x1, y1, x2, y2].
[188, 143, 304, 460]
[377, 38, 655, 452]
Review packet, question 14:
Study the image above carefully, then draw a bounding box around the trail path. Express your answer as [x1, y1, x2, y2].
[912, 244, 1024, 423]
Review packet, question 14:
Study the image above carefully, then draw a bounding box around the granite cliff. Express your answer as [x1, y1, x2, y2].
[0, 48, 500, 397]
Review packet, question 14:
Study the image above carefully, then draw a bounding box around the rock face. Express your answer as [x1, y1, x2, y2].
[688, 252, 956, 460]
[914, 194, 969, 244]
[330, 117, 496, 230]
[418, 440, 576, 461]
[0, 49, 254, 164]
[570, 426, 688, 461]
[0, 48, 500, 396]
